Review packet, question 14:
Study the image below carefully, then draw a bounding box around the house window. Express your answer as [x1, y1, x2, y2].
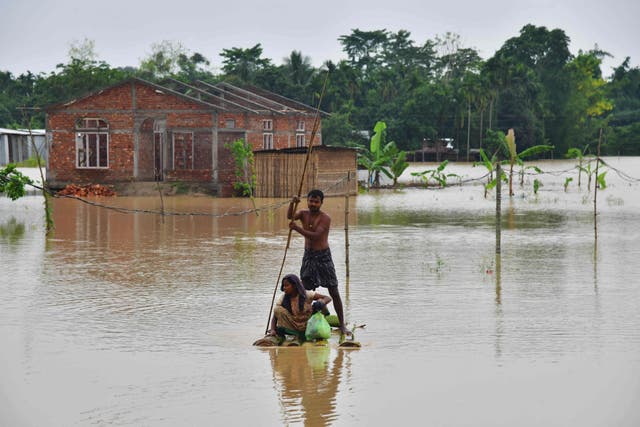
[263, 119, 273, 131]
[263, 133, 274, 149]
[296, 134, 305, 147]
[225, 119, 236, 128]
[296, 120, 305, 131]
[75, 118, 109, 168]
[172, 132, 194, 170]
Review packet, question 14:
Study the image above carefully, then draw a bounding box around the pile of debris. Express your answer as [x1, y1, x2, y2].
[57, 184, 117, 197]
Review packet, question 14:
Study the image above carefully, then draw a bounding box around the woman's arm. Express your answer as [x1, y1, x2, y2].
[267, 315, 277, 336]
[313, 292, 332, 305]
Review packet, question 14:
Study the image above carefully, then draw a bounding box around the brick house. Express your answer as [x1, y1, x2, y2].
[45, 77, 324, 196]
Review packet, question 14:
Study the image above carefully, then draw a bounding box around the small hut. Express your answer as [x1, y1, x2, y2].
[254, 146, 357, 198]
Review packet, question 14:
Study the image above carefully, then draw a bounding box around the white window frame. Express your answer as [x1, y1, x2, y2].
[296, 133, 305, 147]
[263, 133, 274, 149]
[296, 120, 305, 131]
[263, 119, 273, 131]
[225, 119, 236, 128]
[75, 118, 109, 169]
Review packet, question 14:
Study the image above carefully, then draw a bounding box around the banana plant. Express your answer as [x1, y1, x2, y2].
[565, 145, 591, 187]
[579, 159, 608, 192]
[518, 165, 543, 187]
[486, 128, 553, 196]
[563, 177, 573, 192]
[369, 121, 386, 187]
[410, 160, 460, 188]
[474, 148, 502, 198]
[503, 129, 554, 196]
[379, 141, 409, 187]
[358, 121, 408, 188]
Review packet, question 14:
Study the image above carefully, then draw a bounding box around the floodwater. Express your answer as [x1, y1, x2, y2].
[1, 157, 640, 426]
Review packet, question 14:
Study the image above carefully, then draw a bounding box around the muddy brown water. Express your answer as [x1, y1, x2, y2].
[1, 158, 640, 426]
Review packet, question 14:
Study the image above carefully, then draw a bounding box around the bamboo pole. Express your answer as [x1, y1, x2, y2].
[593, 128, 603, 241]
[344, 188, 350, 278]
[495, 163, 502, 255]
[20, 107, 53, 234]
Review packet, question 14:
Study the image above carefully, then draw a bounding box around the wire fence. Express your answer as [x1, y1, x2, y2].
[13, 159, 640, 219]
[23, 173, 353, 218]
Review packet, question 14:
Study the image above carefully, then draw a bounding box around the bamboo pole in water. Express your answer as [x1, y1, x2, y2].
[593, 128, 603, 241]
[156, 180, 166, 223]
[20, 107, 54, 234]
[345, 190, 350, 278]
[495, 163, 502, 254]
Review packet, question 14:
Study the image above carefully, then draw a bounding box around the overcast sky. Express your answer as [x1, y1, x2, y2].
[1, 0, 638, 78]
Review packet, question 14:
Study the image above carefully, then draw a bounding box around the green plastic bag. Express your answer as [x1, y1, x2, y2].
[305, 311, 331, 341]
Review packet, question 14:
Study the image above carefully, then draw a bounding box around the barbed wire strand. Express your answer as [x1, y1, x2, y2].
[16, 159, 639, 216]
[23, 174, 351, 219]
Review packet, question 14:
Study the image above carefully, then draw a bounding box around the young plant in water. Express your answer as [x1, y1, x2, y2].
[533, 179, 542, 194]
[518, 165, 543, 187]
[411, 160, 459, 188]
[425, 253, 446, 276]
[475, 149, 508, 198]
[507, 133, 554, 196]
[486, 129, 553, 196]
[474, 148, 497, 198]
[582, 159, 608, 193]
[566, 145, 591, 187]
[564, 177, 573, 192]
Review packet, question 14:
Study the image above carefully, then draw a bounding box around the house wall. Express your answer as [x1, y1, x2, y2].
[315, 149, 357, 195]
[46, 82, 220, 188]
[245, 115, 320, 151]
[48, 82, 136, 185]
[47, 109, 135, 185]
[254, 147, 357, 198]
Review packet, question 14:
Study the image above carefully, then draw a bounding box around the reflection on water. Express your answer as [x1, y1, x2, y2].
[0, 216, 26, 245]
[1, 158, 640, 426]
[266, 346, 346, 427]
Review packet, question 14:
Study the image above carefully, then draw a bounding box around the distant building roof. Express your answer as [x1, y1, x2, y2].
[0, 128, 45, 135]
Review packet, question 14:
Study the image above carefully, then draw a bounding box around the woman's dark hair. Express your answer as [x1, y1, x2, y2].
[281, 273, 307, 313]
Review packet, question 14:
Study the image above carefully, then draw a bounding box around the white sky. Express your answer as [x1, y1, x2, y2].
[1, 0, 638, 78]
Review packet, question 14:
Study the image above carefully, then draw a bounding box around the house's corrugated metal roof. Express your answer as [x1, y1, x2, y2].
[44, 77, 221, 112]
[43, 77, 323, 118]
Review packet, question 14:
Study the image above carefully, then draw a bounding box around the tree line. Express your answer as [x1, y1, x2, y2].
[1, 24, 639, 157]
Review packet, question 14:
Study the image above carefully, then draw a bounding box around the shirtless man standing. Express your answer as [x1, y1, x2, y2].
[288, 189, 351, 336]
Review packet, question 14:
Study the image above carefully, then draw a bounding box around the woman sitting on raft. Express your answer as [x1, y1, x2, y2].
[267, 273, 332, 341]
